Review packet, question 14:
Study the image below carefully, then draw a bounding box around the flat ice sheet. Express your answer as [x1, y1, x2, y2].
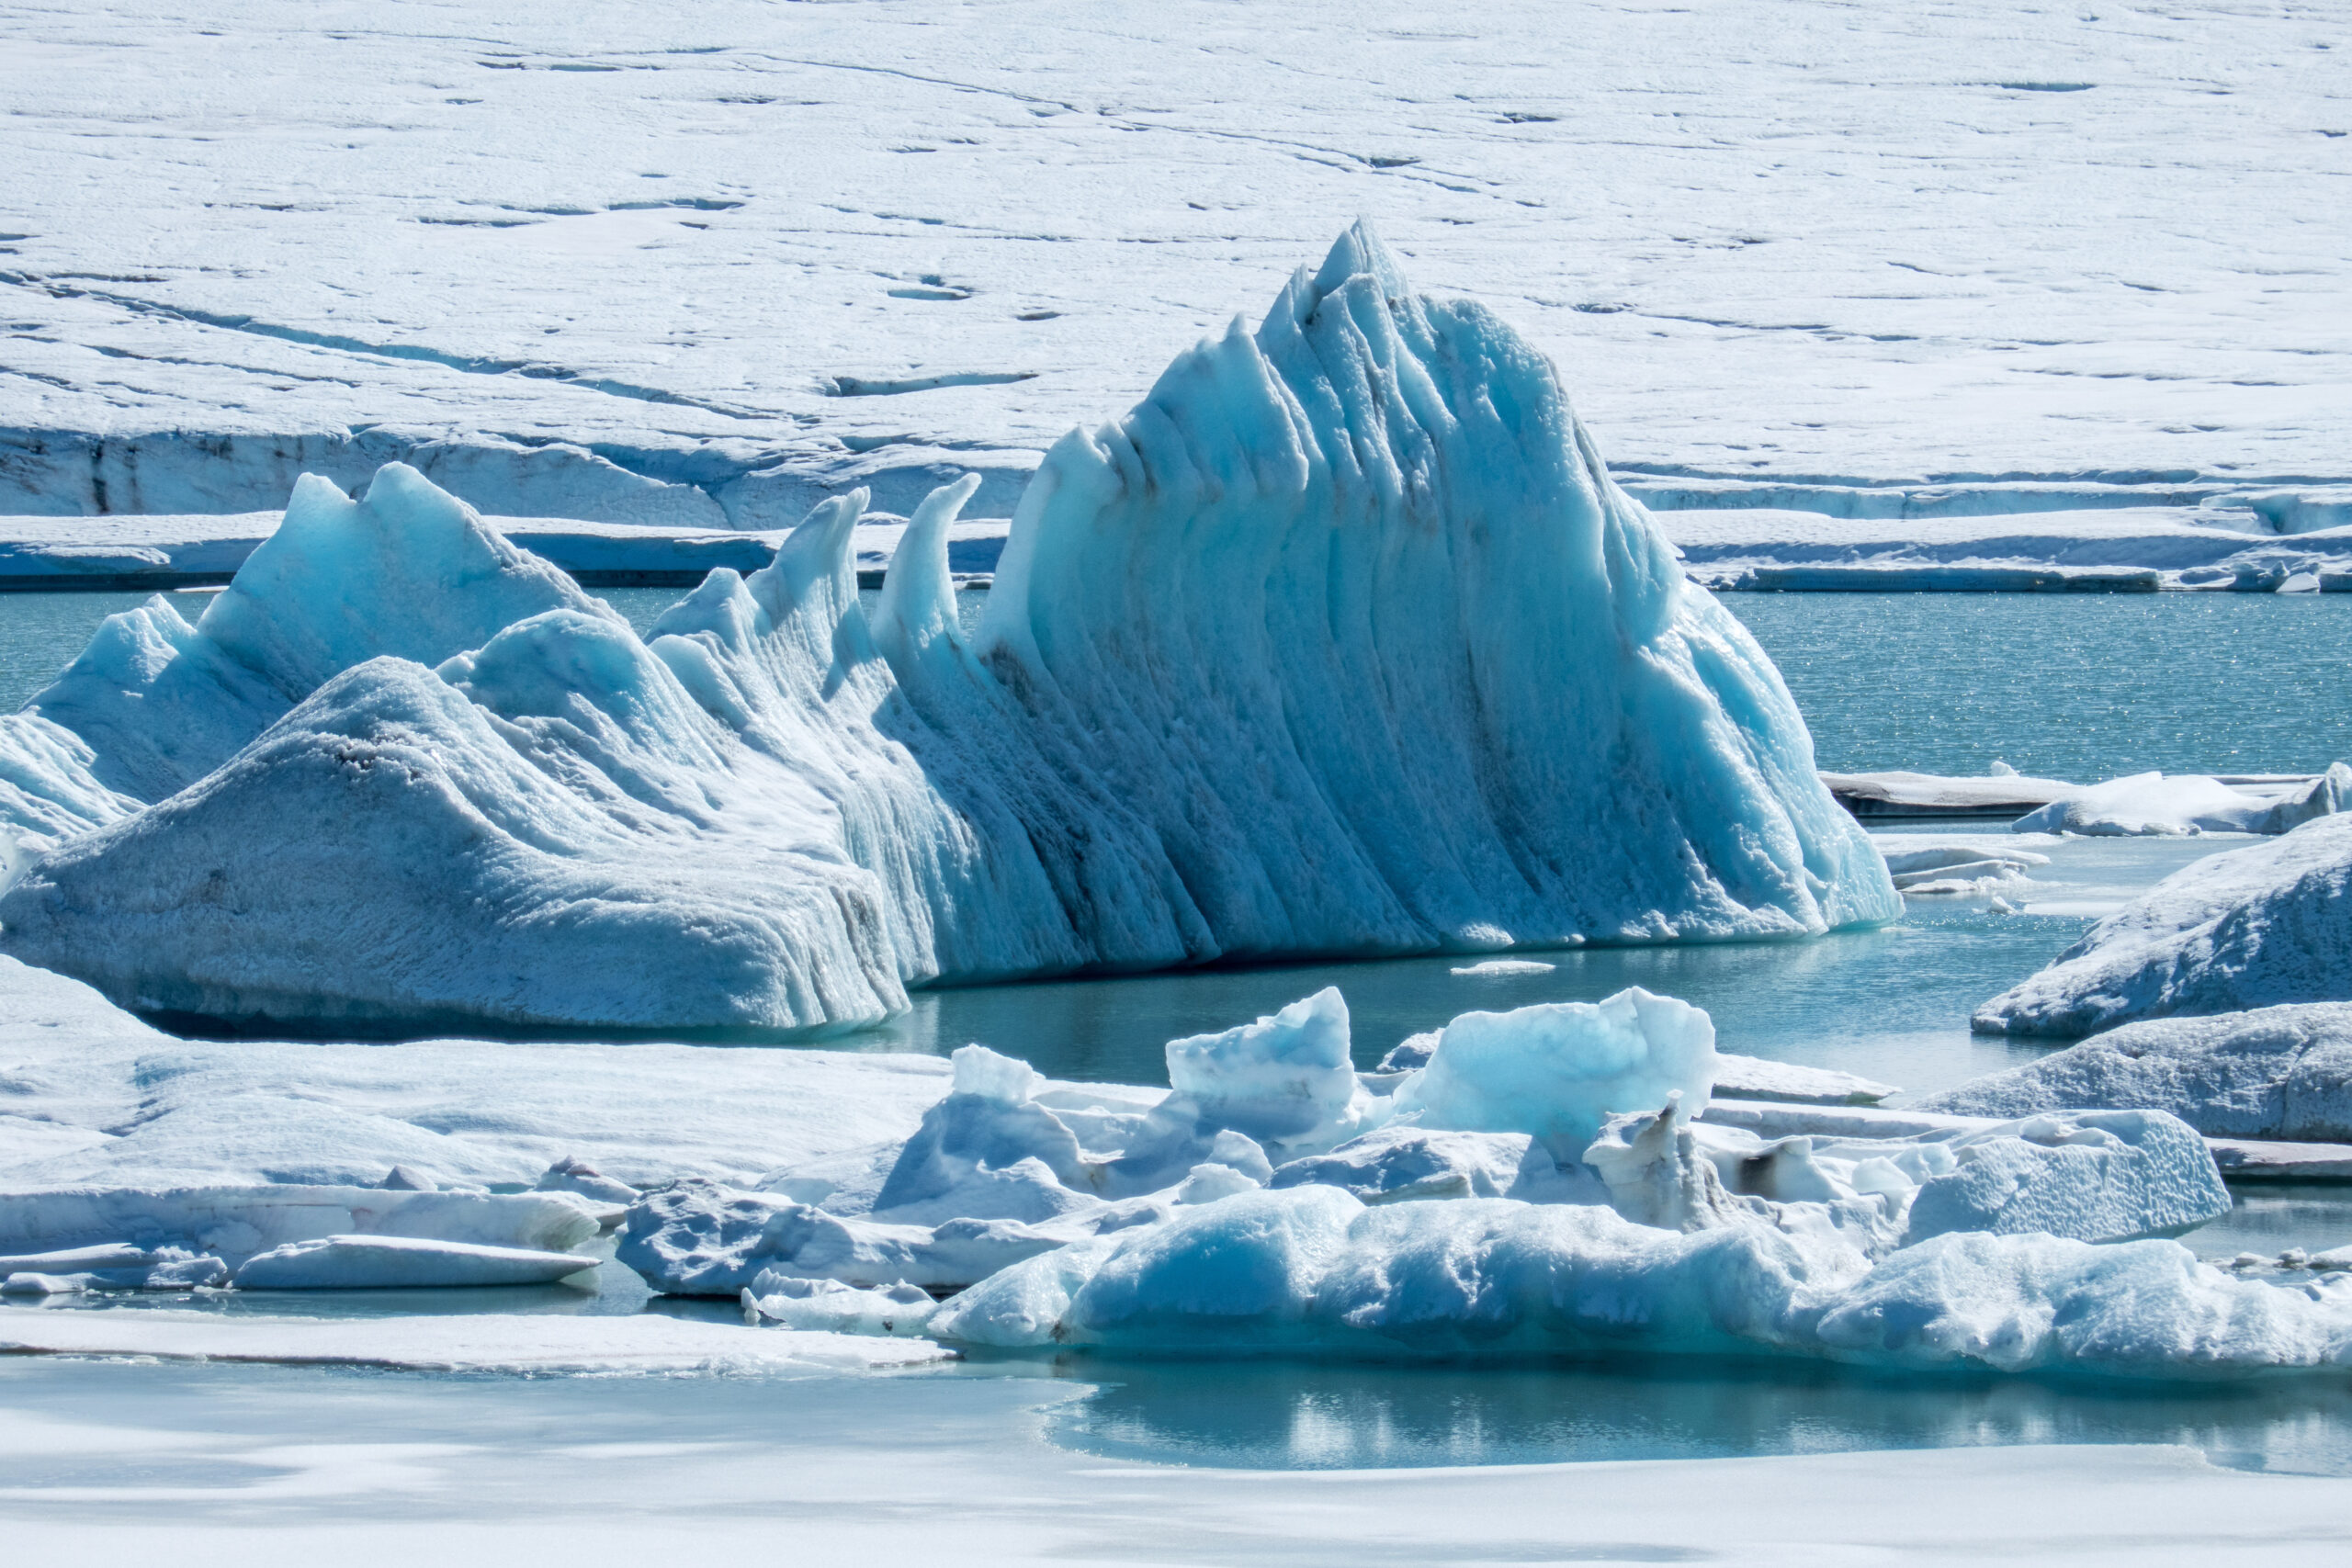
[0, 1358, 2345, 1565]
[0, 1307, 943, 1372]
[0, 955, 953, 1189]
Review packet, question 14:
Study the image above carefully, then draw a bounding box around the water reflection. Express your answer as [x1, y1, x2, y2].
[1041, 1353, 2352, 1475]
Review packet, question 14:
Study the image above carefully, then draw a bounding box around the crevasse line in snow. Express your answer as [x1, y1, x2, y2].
[0, 226, 1895, 1032]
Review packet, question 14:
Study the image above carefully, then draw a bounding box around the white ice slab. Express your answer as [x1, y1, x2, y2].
[0, 1309, 947, 1372]
[232, 1235, 598, 1290]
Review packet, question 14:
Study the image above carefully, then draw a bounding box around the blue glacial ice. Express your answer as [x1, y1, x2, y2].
[0, 226, 1894, 1033]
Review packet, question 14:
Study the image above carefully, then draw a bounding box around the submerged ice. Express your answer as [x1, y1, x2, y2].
[0, 227, 1893, 1033]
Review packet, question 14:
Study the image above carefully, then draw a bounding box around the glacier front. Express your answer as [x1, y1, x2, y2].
[0, 227, 1894, 1033]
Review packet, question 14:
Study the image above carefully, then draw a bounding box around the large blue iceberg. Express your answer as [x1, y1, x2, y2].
[0, 228, 1894, 1032]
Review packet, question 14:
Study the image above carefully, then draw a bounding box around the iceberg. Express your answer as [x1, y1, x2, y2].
[1924, 1002, 2352, 1140]
[1975, 814, 2352, 1037]
[0, 227, 1894, 1034]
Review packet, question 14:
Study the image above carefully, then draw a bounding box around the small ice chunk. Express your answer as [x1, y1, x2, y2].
[534, 1155, 641, 1206]
[950, 1043, 1044, 1105]
[1163, 987, 1374, 1148]
[743, 1273, 939, 1337]
[1173, 1164, 1262, 1205]
[232, 1234, 597, 1290]
[1396, 988, 1717, 1160]
[1449, 959, 1557, 977]
[379, 1166, 436, 1191]
[1204, 1130, 1273, 1184]
[1376, 1032, 1441, 1074]
[2, 1271, 85, 1295]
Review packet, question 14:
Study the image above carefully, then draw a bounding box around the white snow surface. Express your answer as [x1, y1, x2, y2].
[1664, 507, 2352, 592]
[0, 230, 1894, 1032]
[1923, 1003, 2352, 1143]
[5, 1, 2349, 529]
[1976, 814, 2352, 1038]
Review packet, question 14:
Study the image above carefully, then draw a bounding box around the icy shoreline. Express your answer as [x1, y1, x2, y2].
[6, 499, 2346, 593]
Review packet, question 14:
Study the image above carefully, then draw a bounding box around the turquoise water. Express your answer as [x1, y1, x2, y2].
[1726, 591, 2352, 781]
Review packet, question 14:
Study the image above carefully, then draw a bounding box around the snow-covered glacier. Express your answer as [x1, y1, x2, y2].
[0, 227, 1894, 1033]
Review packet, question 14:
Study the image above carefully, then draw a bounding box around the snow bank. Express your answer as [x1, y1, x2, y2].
[0, 228, 1894, 1034]
[1975, 814, 2352, 1037]
[1924, 1002, 2352, 1140]
[1392, 988, 1718, 1159]
[928, 1186, 2344, 1377]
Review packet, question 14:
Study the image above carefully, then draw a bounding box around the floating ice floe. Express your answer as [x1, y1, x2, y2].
[1877, 841, 2051, 897]
[2012, 767, 2352, 838]
[0, 227, 1894, 1035]
[1925, 1002, 2352, 1140]
[232, 1234, 600, 1291]
[0, 1242, 229, 1292]
[0, 1183, 602, 1279]
[1707, 1055, 1896, 1106]
[1828, 767, 2349, 839]
[1975, 813, 2352, 1037]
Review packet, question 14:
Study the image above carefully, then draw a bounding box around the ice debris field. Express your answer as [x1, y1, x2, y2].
[0, 192, 2350, 1394]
